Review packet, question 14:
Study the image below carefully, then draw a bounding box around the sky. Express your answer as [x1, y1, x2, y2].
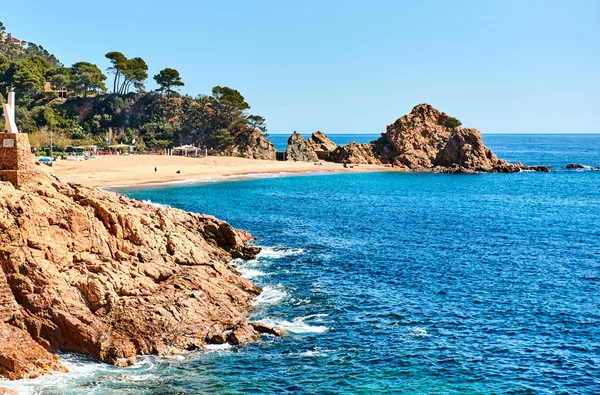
[2, 0, 598, 134]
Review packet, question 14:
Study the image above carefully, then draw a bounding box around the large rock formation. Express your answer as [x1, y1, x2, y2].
[224, 129, 277, 160]
[286, 132, 319, 162]
[330, 143, 381, 165]
[0, 171, 278, 379]
[306, 131, 337, 160]
[328, 104, 548, 172]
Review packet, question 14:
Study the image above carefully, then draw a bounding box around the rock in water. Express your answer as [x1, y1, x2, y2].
[249, 321, 285, 337]
[433, 127, 499, 171]
[329, 103, 548, 172]
[286, 132, 319, 162]
[565, 163, 585, 169]
[306, 131, 337, 160]
[0, 172, 265, 377]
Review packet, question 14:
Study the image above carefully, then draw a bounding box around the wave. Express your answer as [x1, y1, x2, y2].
[142, 199, 170, 209]
[252, 285, 288, 305]
[257, 315, 329, 334]
[257, 246, 305, 259]
[405, 327, 430, 338]
[238, 267, 266, 279]
[205, 343, 233, 351]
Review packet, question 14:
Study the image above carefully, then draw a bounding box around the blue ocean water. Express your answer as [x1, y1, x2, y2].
[6, 135, 600, 394]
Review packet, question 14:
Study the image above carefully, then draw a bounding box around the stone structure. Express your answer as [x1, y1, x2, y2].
[0, 92, 37, 186]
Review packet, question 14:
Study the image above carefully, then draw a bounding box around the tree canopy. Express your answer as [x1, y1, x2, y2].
[0, 20, 269, 153]
[153, 68, 184, 97]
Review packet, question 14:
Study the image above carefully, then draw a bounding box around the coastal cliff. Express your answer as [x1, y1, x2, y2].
[0, 172, 277, 379]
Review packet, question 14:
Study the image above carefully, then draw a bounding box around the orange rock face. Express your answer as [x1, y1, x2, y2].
[0, 172, 271, 378]
[329, 103, 548, 172]
[0, 323, 67, 380]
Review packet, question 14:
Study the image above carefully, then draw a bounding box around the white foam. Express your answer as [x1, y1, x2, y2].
[258, 246, 305, 260]
[142, 199, 170, 209]
[205, 343, 233, 351]
[238, 268, 266, 279]
[298, 348, 328, 358]
[253, 285, 288, 305]
[257, 315, 329, 334]
[406, 327, 430, 337]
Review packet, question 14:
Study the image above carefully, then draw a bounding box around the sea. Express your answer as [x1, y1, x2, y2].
[5, 134, 600, 394]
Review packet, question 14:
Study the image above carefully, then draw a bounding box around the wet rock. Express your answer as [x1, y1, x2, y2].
[227, 324, 260, 345]
[566, 163, 585, 169]
[249, 322, 285, 337]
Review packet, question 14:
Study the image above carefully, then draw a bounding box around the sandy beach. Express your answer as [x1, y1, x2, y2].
[42, 155, 390, 187]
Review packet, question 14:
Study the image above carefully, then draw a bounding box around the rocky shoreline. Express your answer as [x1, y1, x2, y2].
[239, 104, 551, 173]
[0, 171, 282, 380]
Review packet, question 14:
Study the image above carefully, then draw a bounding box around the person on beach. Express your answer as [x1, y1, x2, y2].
[155, 167, 157, 172]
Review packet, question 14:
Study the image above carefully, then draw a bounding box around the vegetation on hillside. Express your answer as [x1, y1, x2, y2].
[0, 21, 267, 154]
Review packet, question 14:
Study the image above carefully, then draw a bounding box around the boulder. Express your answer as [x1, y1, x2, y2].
[566, 163, 585, 169]
[227, 324, 260, 345]
[286, 132, 319, 162]
[330, 143, 381, 165]
[249, 322, 285, 337]
[307, 132, 337, 159]
[434, 128, 498, 171]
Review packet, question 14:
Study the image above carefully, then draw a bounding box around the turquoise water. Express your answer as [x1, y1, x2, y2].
[5, 135, 600, 394]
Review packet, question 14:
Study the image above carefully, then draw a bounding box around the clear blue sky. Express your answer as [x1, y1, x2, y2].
[2, 0, 598, 134]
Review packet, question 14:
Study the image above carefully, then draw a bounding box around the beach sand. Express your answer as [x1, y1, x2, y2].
[42, 155, 390, 187]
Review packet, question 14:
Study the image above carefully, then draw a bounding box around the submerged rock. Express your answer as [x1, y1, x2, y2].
[0, 171, 265, 378]
[286, 131, 319, 162]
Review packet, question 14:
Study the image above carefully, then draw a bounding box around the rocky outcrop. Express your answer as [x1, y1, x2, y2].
[306, 132, 337, 160]
[566, 163, 585, 169]
[328, 103, 548, 173]
[286, 132, 319, 162]
[330, 143, 381, 165]
[0, 171, 280, 379]
[0, 323, 66, 379]
[224, 129, 277, 160]
[250, 322, 285, 337]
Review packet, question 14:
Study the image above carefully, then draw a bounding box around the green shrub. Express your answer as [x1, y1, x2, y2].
[444, 117, 462, 128]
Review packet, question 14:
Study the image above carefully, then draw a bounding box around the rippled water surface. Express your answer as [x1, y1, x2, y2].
[6, 135, 600, 394]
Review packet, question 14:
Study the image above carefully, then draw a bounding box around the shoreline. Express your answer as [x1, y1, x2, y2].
[42, 154, 394, 188]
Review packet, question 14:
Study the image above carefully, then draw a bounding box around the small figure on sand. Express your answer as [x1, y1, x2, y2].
[154, 167, 157, 172]
[176, 170, 181, 174]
